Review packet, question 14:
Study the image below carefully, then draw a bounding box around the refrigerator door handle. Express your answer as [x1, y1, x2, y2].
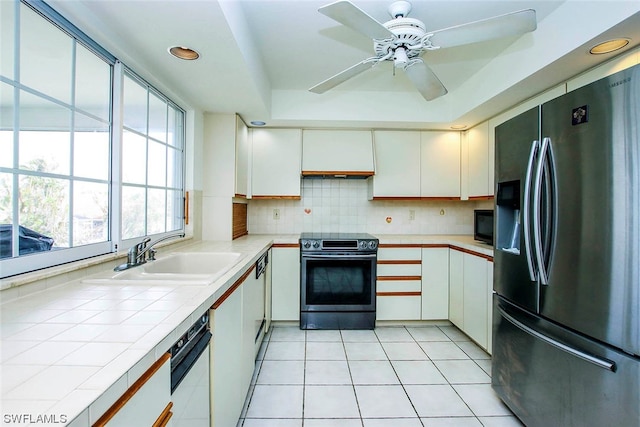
[523, 139, 539, 281]
[498, 305, 616, 372]
[533, 137, 550, 285]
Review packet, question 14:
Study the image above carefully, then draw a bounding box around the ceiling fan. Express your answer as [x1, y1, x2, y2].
[309, 0, 537, 101]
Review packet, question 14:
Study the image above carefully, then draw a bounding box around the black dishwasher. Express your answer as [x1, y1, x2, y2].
[170, 312, 211, 426]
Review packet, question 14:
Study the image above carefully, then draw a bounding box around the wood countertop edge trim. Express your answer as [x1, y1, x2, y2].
[376, 291, 422, 297]
[378, 243, 492, 260]
[449, 245, 494, 261]
[211, 264, 256, 309]
[92, 352, 171, 427]
[377, 260, 421, 265]
[271, 243, 299, 248]
[372, 196, 461, 201]
[301, 170, 374, 176]
[251, 195, 301, 200]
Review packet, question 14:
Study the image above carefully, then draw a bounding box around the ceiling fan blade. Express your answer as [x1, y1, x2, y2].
[429, 9, 537, 49]
[403, 59, 447, 101]
[309, 58, 379, 94]
[319, 0, 394, 40]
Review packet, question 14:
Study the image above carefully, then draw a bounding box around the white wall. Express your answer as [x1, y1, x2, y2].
[201, 113, 236, 240]
[248, 179, 492, 235]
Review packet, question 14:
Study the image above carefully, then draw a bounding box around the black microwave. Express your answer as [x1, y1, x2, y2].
[474, 209, 494, 245]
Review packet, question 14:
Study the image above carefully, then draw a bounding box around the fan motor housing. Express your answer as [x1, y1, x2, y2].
[374, 17, 427, 59]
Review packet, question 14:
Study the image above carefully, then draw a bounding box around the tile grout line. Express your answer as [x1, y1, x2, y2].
[339, 329, 366, 427]
[431, 324, 489, 425]
[301, 328, 307, 426]
[243, 326, 516, 426]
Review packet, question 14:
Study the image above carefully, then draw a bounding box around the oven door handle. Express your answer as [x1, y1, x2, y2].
[301, 253, 377, 260]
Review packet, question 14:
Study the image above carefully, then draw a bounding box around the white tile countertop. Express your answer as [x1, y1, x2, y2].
[0, 233, 490, 426]
[0, 235, 289, 426]
[374, 234, 494, 258]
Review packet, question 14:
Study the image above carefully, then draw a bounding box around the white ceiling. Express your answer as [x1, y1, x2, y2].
[47, 0, 640, 130]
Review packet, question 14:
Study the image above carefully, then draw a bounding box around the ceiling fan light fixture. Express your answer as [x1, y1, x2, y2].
[393, 46, 409, 68]
[589, 38, 630, 55]
[168, 46, 200, 60]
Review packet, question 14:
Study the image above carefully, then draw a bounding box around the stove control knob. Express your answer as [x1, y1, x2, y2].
[359, 241, 367, 250]
[302, 240, 311, 249]
[368, 241, 377, 250]
[312, 241, 320, 249]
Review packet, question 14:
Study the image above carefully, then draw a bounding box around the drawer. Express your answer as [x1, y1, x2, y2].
[377, 262, 422, 277]
[377, 295, 421, 320]
[377, 280, 421, 293]
[378, 248, 421, 261]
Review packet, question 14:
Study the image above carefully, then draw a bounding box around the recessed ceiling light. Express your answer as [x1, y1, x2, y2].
[250, 121, 267, 126]
[168, 46, 200, 60]
[450, 124, 467, 130]
[589, 38, 630, 55]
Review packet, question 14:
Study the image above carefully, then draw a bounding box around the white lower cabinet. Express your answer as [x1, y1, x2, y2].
[448, 247, 492, 351]
[210, 284, 243, 427]
[463, 253, 489, 349]
[448, 249, 464, 329]
[421, 247, 449, 320]
[486, 260, 494, 355]
[271, 246, 300, 321]
[93, 353, 172, 427]
[242, 265, 265, 387]
[210, 257, 266, 427]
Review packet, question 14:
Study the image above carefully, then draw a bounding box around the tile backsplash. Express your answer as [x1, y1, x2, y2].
[248, 179, 492, 235]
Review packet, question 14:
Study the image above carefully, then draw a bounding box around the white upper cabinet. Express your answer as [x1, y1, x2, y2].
[421, 131, 461, 198]
[234, 115, 249, 198]
[302, 130, 374, 176]
[464, 121, 491, 199]
[251, 128, 302, 198]
[369, 131, 421, 199]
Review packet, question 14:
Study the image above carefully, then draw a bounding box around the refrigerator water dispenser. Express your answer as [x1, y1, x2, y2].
[496, 180, 521, 254]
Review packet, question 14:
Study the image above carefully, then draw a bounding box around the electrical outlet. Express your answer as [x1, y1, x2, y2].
[273, 209, 280, 220]
[409, 210, 415, 220]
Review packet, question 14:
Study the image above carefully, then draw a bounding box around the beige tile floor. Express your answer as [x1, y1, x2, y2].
[238, 325, 523, 427]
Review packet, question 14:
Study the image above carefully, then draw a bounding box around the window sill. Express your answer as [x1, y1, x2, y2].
[0, 236, 193, 300]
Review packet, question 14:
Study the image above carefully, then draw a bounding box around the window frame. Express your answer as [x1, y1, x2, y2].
[118, 67, 186, 249]
[0, 0, 186, 278]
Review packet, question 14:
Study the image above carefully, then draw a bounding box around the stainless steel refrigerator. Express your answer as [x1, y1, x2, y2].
[492, 63, 639, 426]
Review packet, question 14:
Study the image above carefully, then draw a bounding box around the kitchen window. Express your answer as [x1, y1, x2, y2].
[121, 71, 185, 242]
[0, 0, 185, 278]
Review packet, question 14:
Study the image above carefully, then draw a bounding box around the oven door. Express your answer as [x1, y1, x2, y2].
[301, 252, 376, 312]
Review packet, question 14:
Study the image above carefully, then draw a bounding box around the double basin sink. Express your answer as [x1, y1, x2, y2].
[85, 252, 247, 285]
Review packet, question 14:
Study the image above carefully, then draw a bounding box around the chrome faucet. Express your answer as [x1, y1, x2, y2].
[114, 232, 185, 271]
